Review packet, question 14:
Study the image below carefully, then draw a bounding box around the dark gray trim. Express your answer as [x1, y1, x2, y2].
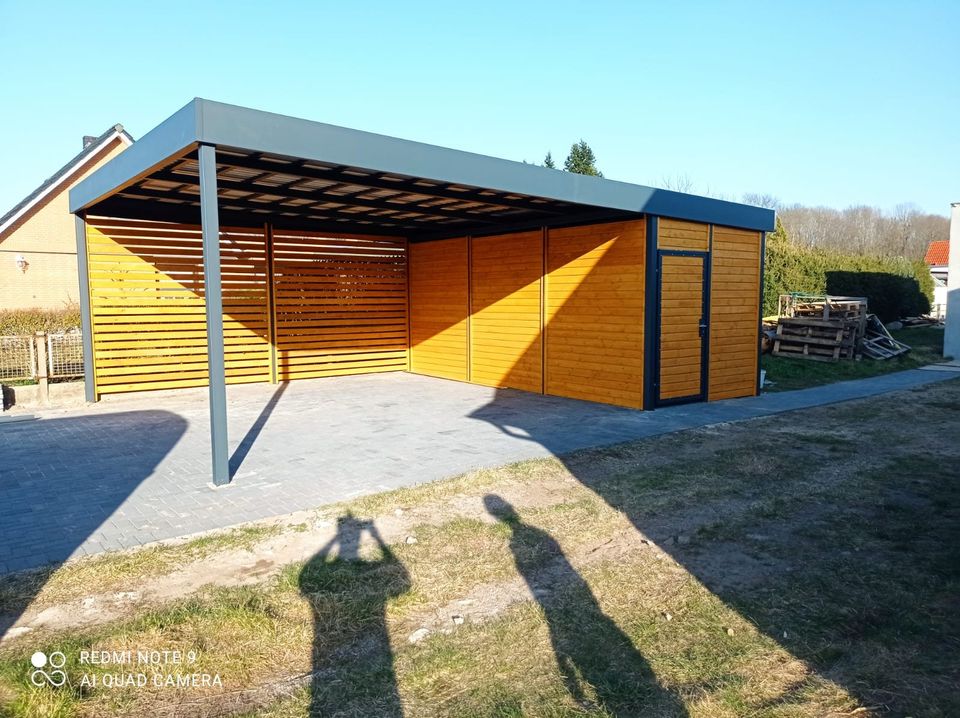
[199, 144, 230, 486]
[643, 215, 659, 410]
[69, 101, 197, 212]
[757, 230, 767, 395]
[71, 98, 776, 232]
[74, 213, 96, 403]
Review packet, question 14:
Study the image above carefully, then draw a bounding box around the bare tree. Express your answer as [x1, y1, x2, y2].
[660, 173, 695, 193]
[742, 193, 781, 210]
[778, 203, 948, 260]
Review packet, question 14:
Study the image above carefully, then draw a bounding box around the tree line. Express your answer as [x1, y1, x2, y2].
[742, 195, 947, 262]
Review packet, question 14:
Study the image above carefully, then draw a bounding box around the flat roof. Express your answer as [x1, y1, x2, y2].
[70, 98, 775, 237]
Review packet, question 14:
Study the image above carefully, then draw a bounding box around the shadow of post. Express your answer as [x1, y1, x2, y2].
[229, 381, 289, 477]
[298, 514, 411, 717]
[484, 494, 687, 716]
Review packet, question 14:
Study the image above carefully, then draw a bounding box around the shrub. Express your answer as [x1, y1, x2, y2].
[0, 304, 81, 335]
[763, 218, 934, 321]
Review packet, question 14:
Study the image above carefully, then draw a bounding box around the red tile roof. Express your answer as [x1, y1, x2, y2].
[925, 240, 949, 266]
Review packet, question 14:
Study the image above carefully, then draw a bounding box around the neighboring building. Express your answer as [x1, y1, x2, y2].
[925, 239, 950, 319]
[945, 203, 960, 360]
[0, 126, 133, 311]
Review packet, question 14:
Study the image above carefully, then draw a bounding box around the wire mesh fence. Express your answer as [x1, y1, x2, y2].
[48, 332, 85, 378]
[0, 336, 36, 381]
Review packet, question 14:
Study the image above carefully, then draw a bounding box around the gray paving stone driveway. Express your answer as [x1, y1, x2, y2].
[0, 369, 955, 573]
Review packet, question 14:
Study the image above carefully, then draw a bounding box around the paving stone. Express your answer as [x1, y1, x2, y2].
[0, 369, 952, 575]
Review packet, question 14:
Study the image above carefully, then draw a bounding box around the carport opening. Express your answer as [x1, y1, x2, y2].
[70, 99, 772, 483]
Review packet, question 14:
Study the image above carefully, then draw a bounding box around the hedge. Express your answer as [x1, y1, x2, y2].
[0, 305, 82, 335]
[763, 219, 933, 322]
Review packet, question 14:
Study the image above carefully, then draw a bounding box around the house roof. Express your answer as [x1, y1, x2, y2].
[69, 99, 776, 237]
[925, 240, 949, 266]
[0, 124, 134, 235]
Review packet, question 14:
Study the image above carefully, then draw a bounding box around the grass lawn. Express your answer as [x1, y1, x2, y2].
[1, 378, 958, 717]
[762, 326, 947, 392]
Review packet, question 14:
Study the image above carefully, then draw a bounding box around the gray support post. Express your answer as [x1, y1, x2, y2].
[199, 143, 230, 486]
[74, 213, 97, 402]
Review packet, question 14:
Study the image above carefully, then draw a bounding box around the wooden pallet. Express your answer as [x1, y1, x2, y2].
[772, 316, 859, 362]
[860, 315, 911, 359]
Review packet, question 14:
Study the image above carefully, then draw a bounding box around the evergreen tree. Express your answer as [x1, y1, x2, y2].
[563, 140, 602, 176]
[543, 152, 556, 169]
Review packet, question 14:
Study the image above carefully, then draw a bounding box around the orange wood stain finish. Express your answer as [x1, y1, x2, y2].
[658, 254, 705, 400]
[408, 238, 469, 381]
[545, 221, 646, 409]
[86, 218, 271, 394]
[469, 231, 543, 393]
[708, 226, 761, 400]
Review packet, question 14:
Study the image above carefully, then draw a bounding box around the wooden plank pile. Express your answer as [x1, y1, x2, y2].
[772, 294, 912, 362]
[773, 295, 868, 362]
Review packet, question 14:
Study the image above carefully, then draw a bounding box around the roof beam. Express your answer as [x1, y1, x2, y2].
[117, 185, 460, 230]
[145, 169, 500, 225]
[215, 154, 570, 216]
[89, 196, 413, 235]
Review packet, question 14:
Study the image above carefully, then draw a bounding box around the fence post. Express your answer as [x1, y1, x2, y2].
[35, 332, 49, 405]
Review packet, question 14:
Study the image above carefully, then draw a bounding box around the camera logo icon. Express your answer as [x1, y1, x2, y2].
[30, 651, 67, 687]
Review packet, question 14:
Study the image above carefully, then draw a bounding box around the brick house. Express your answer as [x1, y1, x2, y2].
[0, 126, 133, 311]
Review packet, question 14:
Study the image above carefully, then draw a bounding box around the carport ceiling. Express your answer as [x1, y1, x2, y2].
[88, 148, 609, 238]
[70, 99, 776, 239]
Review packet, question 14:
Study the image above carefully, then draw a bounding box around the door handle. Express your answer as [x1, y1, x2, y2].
[698, 319, 708, 338]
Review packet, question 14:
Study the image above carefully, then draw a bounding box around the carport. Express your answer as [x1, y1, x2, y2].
[69, 99, 774, 485]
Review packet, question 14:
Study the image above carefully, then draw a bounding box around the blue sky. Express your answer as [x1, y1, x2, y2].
[1, 1, 957, 216]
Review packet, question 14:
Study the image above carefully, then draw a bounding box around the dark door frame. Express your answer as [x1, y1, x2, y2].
[654, 248, 711, 407]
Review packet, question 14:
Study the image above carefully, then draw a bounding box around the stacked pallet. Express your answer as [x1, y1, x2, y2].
[773, 295, 868, 362]
[773, 316, 860, 362]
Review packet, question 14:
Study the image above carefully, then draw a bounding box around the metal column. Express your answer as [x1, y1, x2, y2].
[74, 213, 97, 402]
[199, 143, 230, 486]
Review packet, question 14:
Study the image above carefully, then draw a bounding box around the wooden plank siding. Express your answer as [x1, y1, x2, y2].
[86, 217, 271, 394]
[85, 212, 761, 409]
[545, 221, 646, 409]
[658, 254, 705, 401]
[408, 238, 469, 381]
[271, 230, 408, 381]
[658, 218, 709, 252]
[469, 231, 543, 393]
[708, 226, 761, 400]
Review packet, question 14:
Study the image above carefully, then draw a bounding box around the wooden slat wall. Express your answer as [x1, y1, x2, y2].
[658, 218, 709, 251]
[87, 218, 271, 394]
[409, 238, 469, 381]
[469, 231, 543, 393]
[659, 254, 705, 400]
[545, 221, 646, 409]
[709, 226, 761, 400]
[272, 230, 408, 381]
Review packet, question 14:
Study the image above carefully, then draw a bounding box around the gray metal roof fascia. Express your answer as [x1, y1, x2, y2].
[69, 99, 199, 213]
[194, 99, 773, 231]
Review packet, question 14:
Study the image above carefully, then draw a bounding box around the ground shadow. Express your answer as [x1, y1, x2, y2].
[229, 381, 288, 477]
[469, 388, 960, 714]
[0, 410, 188, 635]
[298, 514, 411, 717]
[484, 494, 687, 716]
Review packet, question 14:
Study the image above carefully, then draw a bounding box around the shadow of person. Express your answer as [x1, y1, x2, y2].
[484, 494, 686, 717]
[298, 513, 410, 717]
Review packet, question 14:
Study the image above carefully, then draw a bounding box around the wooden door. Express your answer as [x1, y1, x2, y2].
[657, 251, 708, 405]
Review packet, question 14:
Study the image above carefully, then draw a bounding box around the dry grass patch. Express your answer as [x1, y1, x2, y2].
[1, 379, 958, 717]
